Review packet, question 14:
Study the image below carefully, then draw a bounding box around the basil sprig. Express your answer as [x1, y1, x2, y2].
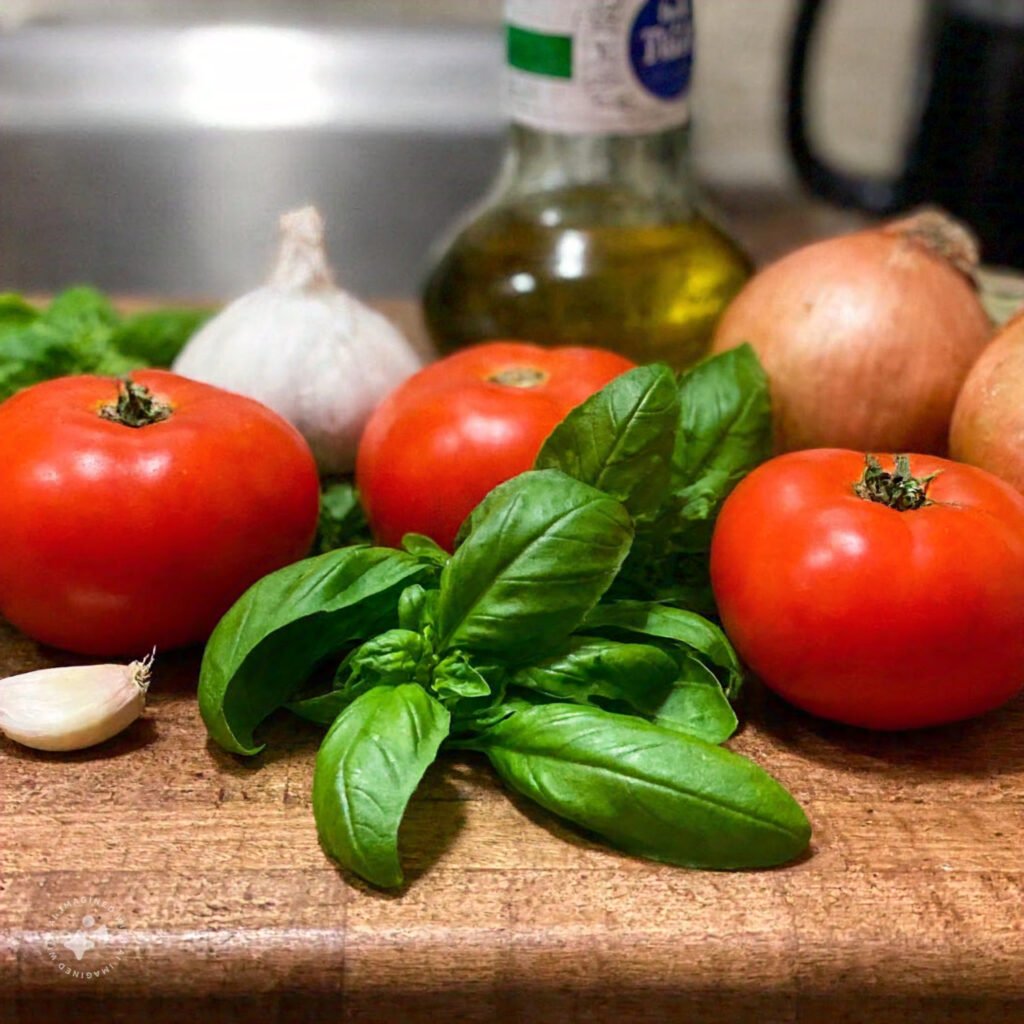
[540, 344, 772, 613]
[198, 346, 807, 888]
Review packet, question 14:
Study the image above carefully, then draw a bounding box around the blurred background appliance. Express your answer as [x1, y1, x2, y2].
[788, 0, 1024, 268]
[0, 0, 925, 297]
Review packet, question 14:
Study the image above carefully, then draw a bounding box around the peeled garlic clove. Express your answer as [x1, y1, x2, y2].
[0, 658, 152, 752]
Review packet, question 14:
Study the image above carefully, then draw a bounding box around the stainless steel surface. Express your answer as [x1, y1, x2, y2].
[0, 18, 504, 297]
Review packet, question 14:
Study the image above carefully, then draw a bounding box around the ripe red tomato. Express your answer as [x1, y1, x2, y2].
[710, 449, 1024, 730]
[356, 342, 635, 550]
[0, 370, 320, 656]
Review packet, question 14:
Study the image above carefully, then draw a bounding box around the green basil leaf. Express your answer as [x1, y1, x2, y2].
[401, 533, 451, 568]
[509, 638, 736, 743]
[313, 480, 371, 554]
[432, 651, 491, 702]
[535, 364, 679, 521]
[0, 289, 211, 401]
[653, 655, 738, 743]
[343, 629, 432, 691]
[465, 703, 810, 870]
[450, 702, 516, 734]
[287, 690, 352, 726]
[582, 600, 743, 699]
[0, 292, 125, 401]
[313, 684, 450, 888]
[611, 516, 719, 615]
[604, 349, 770, 610]
[436, 470, 634, 661]
[671, 344, 772, 520]
[397, 584, 438, 633]
[42, 286, 119, 332]
[110, 307, 212, 366]
[198, 546, 431, 755]
[291, 626, 434, 726]
[509, 637, 678, 715]
[0, 293, 38, 338]
[446, 659, 510, 731]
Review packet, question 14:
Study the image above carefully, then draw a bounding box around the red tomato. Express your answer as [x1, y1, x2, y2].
[710, 449, 1024, 729]
[0, 370, 320, 656]
[356, 342, 635, 550]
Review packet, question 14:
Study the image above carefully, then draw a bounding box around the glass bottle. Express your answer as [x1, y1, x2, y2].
[422, 0, 752, 370]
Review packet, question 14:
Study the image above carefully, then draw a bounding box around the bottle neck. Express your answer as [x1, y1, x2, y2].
[495, 123, 698, 214]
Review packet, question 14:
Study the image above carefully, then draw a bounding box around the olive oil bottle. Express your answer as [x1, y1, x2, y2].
[422, 0, 751, 369]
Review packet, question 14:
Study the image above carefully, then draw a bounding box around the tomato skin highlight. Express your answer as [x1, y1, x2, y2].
[710, 449, 1024, 730]
[0, 370, 320, 656]
[356, 342, 635, 550]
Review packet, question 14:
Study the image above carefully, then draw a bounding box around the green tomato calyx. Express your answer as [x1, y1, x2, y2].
[99, 377, 173, 429]
[854, 454, 939, 512]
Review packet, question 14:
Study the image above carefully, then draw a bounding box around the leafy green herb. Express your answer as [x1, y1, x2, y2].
[397, 584, 438, 633]
[435, 470, 634, 661]
[313, 479, 371, 554]
[536, 363, 679, 521]
[536, 344, 770, 612]
[0, 288, 211, 403]
[581, 600, 743, 699]
[338, 628, 433, 697]
[111, 308, 212, 367]
[0, 294, 39, 338]
[286, 689, 352, 727]
[401, 533, 451, 569]
[509, 634, 738, 744]
[457, 703, 809, 870]
[614, 345, 772, 610]
[509, 637, 679, 716]
[41, 287, 120, 333]
[313, 684, 450, 888]
[198, 547, 435, 755]
[670, 343, 773, 514]
[650, 655, 739, 744]
[431, 650, 492, 704]
[197, 349, 804, 888]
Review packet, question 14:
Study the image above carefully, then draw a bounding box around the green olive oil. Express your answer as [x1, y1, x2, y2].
[421, 1, 751, 370]
[423, 184, 750, 368]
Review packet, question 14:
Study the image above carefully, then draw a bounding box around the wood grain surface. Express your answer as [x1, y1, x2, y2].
[2, 608, 1024, 1023]
[2, 295, 1024, 1023]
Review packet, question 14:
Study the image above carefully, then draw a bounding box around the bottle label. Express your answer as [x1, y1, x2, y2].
[504, 0, 693, 134]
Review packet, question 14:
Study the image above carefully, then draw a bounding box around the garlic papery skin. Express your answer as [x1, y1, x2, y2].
[0, 659, 151, 752]
[172, 206, 426, 474]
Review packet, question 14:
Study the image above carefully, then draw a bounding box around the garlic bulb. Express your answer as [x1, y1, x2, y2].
[173, 206, 425, 474]
[0, 658, 151, 752]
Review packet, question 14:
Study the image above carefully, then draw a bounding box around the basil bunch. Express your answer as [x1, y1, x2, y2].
[198, 346, 809, 888]
[0, 288, 210, 400]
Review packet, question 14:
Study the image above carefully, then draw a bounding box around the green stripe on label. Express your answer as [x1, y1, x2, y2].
[507, 24, 573, 79]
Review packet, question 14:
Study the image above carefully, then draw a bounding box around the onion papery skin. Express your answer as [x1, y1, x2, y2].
[710, 217, 993, 454]
[950, 311, 1024, 492]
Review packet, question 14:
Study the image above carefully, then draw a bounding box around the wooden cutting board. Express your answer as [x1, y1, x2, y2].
[2, 301, 1024, 1023]
[3, 617, 1024, 1024]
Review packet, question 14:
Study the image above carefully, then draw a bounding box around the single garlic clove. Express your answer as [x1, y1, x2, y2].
[0, 657, 152, 752]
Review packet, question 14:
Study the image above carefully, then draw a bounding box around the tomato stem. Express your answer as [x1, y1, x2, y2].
[487, 367, 549, 389]
[98, 378, 172, 429]
[854, 454, 939, 511]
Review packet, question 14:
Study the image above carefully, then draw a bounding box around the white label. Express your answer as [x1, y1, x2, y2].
[504, 0, 693, 135]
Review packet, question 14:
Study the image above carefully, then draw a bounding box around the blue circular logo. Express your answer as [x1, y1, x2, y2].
[629, 0, 693, 100]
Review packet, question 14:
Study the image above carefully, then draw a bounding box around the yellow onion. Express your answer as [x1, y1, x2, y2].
[950, 311, 1024, 490]
[711, 211, 993, 454]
